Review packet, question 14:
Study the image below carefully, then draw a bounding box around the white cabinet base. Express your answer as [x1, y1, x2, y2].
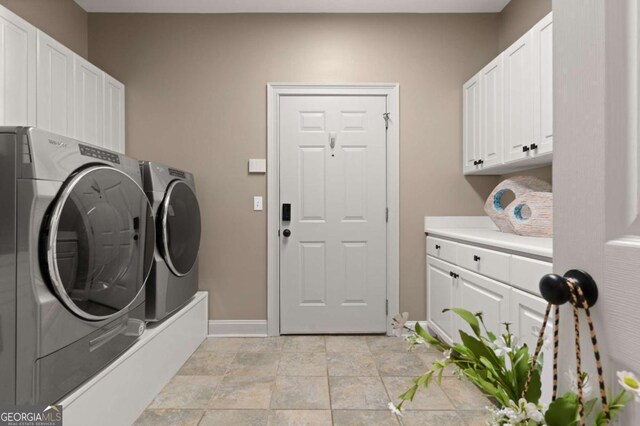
[59, 292, 208, 426]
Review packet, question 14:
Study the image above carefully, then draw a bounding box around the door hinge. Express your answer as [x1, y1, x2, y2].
[385, 207, 389, 222]
[385, 299, 389, 315]
[383, 112, 390, 130]
[278, 229, 280, 236]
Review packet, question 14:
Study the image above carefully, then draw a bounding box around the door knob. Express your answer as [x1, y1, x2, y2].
[282, 229, 291, 238]
[539, 269, 598, 307]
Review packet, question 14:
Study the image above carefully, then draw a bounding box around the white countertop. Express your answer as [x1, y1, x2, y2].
[425, 216, 552, 259]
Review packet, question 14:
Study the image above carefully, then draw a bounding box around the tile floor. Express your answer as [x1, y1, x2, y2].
[135, 336, 491, 426]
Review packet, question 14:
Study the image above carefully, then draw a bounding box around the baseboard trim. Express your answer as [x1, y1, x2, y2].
[208, 320, 268, 337]
[404, 321, 428, 335]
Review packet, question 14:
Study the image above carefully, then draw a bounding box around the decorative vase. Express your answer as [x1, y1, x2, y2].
[484, 176, 552, 234]
[507, 191, 553, 237]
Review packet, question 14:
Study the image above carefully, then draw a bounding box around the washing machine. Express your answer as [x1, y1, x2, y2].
[140, 161, 201, 322]
[0, 127, 154, 405]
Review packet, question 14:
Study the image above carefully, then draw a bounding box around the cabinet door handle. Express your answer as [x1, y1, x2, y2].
[435, 244, 441, 250]
[478, 159, 484, 165]
[522, 146, 530, 152]
[473, 160, 478, 165]
[530, 143, 538, 150]
[449, 271, 454, 277]
[473, 255, 481, 262]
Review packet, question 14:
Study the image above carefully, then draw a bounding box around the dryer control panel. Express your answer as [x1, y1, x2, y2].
[79, 144, 120, 164]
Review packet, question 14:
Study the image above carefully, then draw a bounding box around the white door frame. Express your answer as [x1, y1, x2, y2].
[266, 83, 400, 336]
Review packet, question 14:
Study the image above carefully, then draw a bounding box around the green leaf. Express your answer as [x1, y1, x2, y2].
[399, 384, 418, 402]
[414, 322, 446, 349]
[545, 393, 579, 426]
[459, 331, 500, 367]
[594, 390, 633, 425]
[523, 369, 542, 404]
[443, 308, 481, 337]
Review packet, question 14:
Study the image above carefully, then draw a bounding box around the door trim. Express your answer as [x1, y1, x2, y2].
[266, 83, 400, 336]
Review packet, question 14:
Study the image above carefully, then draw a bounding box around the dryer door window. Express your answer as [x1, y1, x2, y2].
[160, 180, 201, 276]
[44, 166, 155, 321]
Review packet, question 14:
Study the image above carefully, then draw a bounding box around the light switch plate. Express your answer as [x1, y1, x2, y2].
[253, 196, 263, 211]
[249, 159, 267, 173]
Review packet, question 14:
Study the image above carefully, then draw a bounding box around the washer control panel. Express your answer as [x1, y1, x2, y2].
[79, 144, 120, 164]
[169, 168, 185, 178]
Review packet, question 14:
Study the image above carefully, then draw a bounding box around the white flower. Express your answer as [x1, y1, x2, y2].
[566, 370, 594, 399]
[443, 349, 452, 360]
[524, 401, 544, 423]
[617, 371, 640, 401]
[391, 312, 409, 337]
[388, 402, 403, 416]
[493, 336, 513, 357]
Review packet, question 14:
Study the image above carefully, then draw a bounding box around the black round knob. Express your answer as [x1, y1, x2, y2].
[539, 273, 571, 305]
[282, 229, 291, 238]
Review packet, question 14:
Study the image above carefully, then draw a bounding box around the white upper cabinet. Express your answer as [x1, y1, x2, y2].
[480, 54, 504, 169]
[103, 74, 125, 153]
[532, 12, 553, 156]
[0, 7, 36, 126]
[504, 31, 535, 164]
[462, 72, 481, 174]
[74, 56, 104, 145]
[463, 13, 553, 175]
[37, 30, 75, 137]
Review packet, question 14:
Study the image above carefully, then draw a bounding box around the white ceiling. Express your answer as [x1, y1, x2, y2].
[74, 0, 511, 14]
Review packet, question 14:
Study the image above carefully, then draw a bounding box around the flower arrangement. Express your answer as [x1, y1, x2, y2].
[390, 309, 639, 425]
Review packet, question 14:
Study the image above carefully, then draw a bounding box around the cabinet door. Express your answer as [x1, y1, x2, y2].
[37, 31, 74, 136]
[74, 56, 103, 145]
[511, 288, 554, 405]
[103, 74, 125, 153]
[0, 6, 36, 126]
[504, 31, 536, 163]
[463, 72, 481, 174]
[455, 269, 510, 341]
[426, 256, 457, 344]
[532, 12, 553, 156]
[480, 54, 504, 169]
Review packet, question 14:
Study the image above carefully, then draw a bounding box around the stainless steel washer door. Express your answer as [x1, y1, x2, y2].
[44, 166, 155, 321]
[159, 180, 201, 276]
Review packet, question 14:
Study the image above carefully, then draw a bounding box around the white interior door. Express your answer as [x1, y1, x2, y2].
[279, 95, 387, 334]
[555, 1, 640, 423]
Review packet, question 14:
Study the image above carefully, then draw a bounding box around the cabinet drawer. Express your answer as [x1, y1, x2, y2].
[457, 243, 510, 283]
[510, 255, 552, 297]
[426, 236, 457, 264]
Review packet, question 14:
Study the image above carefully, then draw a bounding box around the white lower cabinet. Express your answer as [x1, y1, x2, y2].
[511, 288, 554, 404]
[455, 268, 511, 341]
[426, 234, 553, 402]
[426, 256, 457, 344]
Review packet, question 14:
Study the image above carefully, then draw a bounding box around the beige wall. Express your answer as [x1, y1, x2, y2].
[88, 13, 501, 320]
[498, 0, 552, 51]
[0, 0, 88, 58]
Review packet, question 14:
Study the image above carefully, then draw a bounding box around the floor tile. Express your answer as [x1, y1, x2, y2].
[283, 336, 326, 352]
[176, 352, 234, 376]
[149, 376, 221, 409]
[268, 410, 332, 426]
[270, 376, 331, 409]
[278, 352, 327, 376]
[239, 337, 285, 352]
[325, 336, 370, 352]
[198, 337, 245, 353]
[329, 376, 390, 410]
[133, 409, 203, 426]
[227, 352, 280, 376]
[327, 352, 378, 376]
[382, 376, 454, 410]
[400, 410, 465, 426]
[333, 410, 399, 426]
[208, 376, 275, 409]
[199, 410, 268, 426]
[457, 409, 492, 426]
[374, 352, 428, 377]
[367, 336, 415, 353]
[439, 377, 490, 410]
